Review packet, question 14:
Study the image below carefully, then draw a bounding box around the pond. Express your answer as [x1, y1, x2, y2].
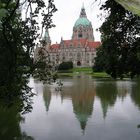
[1, 74, 140, 140]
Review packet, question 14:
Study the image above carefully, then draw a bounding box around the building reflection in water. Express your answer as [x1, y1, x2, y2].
[60, 75, 96, 134]
[42, 75, 96, 134]
[42, 75, 139, 134]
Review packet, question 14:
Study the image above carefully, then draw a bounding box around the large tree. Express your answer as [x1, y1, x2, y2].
[0, 0, 57, 112]
[94, 0, 140, 79]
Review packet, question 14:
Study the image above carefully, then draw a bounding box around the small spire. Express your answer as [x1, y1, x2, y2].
[41, 28, 51, 46]
[44, 28, 49, 39]
[80, 3, 87, 18]
[61, 36, 63, 41]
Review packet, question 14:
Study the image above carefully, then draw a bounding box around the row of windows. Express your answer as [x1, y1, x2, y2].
[50, 59, 95, 64]
[56, 48, 96, 52]
[51, 52, 95, 57]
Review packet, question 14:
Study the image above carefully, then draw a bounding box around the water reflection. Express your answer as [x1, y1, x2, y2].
[116, 80, 132, 101]
[43, 75, 96, 134]
[95, 80, 117, 119]
[43, 86, 51, 112]
[131, 78, 140, 131]
[131, 79, 140, 109]
[0, 102, 33, 140]
[21, 76, 140, 140]
[62, 76, 96, 134]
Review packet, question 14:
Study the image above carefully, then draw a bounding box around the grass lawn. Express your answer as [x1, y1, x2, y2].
[90, 72, 111, 78]
[72, 67, 92, 72]
[58, 67, 110, 78]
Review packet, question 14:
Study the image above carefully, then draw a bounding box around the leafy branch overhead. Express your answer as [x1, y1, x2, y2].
[0, 0, 57, 113]
[115, 0, 140, 16]
[93, 0, 140, 16]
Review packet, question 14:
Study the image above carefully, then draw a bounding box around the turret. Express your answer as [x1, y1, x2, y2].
[40, 29, 51, 50]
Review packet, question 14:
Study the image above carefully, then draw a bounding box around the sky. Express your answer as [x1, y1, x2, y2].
[49, 0, 105, 44]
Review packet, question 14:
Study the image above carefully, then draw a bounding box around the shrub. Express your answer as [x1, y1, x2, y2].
[58, 61, 73, 70]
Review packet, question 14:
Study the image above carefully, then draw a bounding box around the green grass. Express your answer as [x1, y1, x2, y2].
[90, 72, 111, 78]
[72, 67, 92, 72]
[57, 67, 111, 78]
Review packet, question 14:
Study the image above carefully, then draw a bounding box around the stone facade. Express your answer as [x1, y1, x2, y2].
[35, 6, 101, 67]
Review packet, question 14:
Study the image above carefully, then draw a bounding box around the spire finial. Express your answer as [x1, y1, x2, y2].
[80, 3, 87, 18]
[82, 2, 84, 9]
[61, 36, 63, 42]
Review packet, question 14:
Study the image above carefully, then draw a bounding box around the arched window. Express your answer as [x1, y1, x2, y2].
[77, 61, 81, 66]
[78, 33, 82, 38]
[69, 53, 73, 57]
[78, 31, 83, 38]
[77, 53, 81, 59]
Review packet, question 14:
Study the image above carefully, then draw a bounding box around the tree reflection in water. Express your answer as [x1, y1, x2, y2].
[131, 78, 140, 132]
[0, 102, 34, 140]
[43, 86, 52, 112]
[95, 80, 117, 119]
[42, 75, 140, 135]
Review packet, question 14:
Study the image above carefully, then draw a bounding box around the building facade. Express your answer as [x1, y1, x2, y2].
[35, 6, 101, 67]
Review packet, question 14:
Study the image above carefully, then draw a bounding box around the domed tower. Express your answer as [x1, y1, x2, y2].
[72, 5, 94, 41]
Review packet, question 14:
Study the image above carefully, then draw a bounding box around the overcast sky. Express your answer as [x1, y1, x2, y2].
[49, 0, 105, 44]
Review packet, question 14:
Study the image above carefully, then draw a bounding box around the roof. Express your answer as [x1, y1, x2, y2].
[62, 39, 87, 47]
[74, 4, 91, 27]
[49, 39, 101, 50]
[49, 44, 60, 49]
[74, 17, 91, 27]
[87, 41, 101, 48]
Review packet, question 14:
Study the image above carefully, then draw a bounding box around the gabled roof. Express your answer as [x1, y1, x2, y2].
[62, 39, 87, 47]
[86, 41, 101, 48]
[49, 39, 101, 50]
[49, 44, 60, 49]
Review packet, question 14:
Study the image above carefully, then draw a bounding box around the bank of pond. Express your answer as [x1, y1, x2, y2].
[57, 67, 136, 79]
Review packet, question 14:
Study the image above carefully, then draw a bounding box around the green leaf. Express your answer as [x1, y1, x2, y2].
[115, 0, 140, 16]
[0, 8, 8, 20]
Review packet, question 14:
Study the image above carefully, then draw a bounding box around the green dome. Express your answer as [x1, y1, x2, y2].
[74, 17, 91, 27]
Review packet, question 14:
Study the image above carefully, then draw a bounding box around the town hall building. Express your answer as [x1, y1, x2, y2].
[34, 5, 101, 67]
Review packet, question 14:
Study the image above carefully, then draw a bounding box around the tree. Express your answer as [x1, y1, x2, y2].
[58, 61, 73, 71]
[94, 0, 140, 79]
[93, 0, 140, 16]
[115, 0, 140, 16]
[0, 0, 57, 112]
[92, 46, 106, 72]
[34, 47, 58, 84]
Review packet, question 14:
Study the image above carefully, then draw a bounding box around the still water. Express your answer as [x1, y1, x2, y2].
[1, 75, 140, 140]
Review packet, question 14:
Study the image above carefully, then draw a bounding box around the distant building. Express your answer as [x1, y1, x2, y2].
[34, 5, 101, 67]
